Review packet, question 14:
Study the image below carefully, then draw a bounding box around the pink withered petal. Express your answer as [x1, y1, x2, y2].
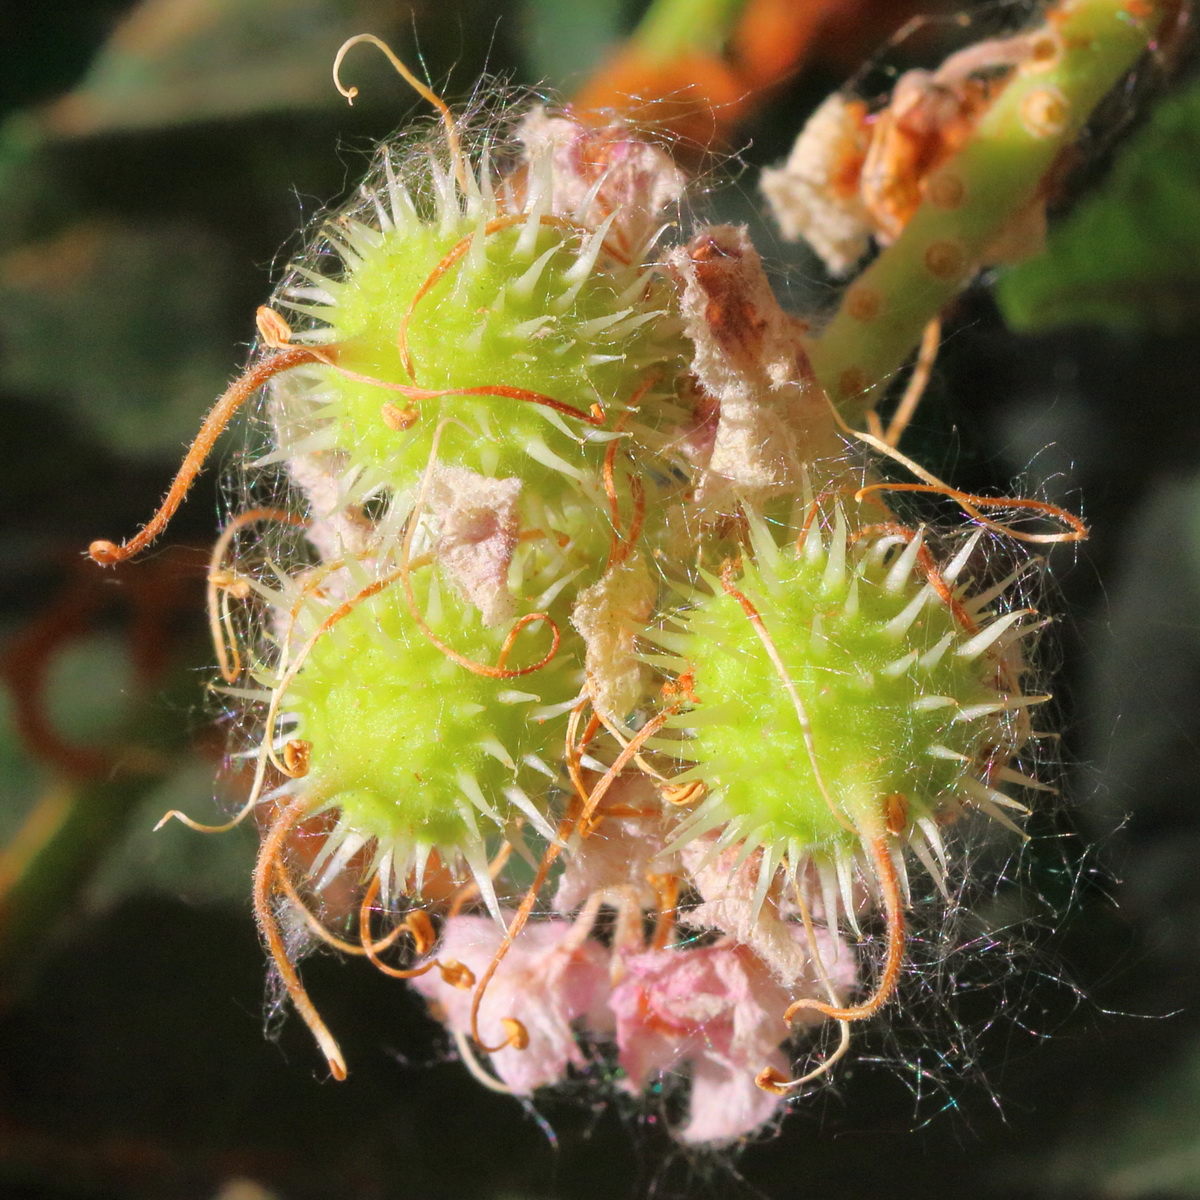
[429, 466, 521, 626]
[679, 833, 859, 990]
[554, 773, 675, 913]
[611, 935, 851, 1144]
[517, 108, 687, 260]
[409, 913, 610, 1094]
[667, 225, 842, 511]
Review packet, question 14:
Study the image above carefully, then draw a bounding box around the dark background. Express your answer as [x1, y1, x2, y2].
[2, 1, 1199, 1197]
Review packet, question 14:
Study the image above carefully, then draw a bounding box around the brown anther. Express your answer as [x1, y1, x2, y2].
[283, 739, 311, 777]
[925, 172, 965, 210]
[255, 305, 293, 348]
[1021, 87, 1070, 139]
[845, 286, 883, 323]
[403, 910, 436, 956]
[884, 792, 909, 835]
[439, 959, 476, 989]
[381, 401, 419, 431]
[501, 1017, 529, 1050]
[755, 1066, 792, 1095]
[660, 779, 707, 807]
[924, 240, 968, 282]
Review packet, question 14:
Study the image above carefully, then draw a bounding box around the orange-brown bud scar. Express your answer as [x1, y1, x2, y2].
[845, 286, 883, 323]
[925, 172, 965, 209]
[924, 240, 968, 282]
[1021, 87, 1070, 138]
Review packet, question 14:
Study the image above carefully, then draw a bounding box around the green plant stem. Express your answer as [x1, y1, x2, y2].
[808, 0, 1164, 423]
[630, 0, 747, 60]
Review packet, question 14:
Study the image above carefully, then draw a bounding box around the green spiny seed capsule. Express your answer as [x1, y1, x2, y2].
[268, 127, 689, 516]
[268, 561, 583, 919]
[648, 509, 1041, 911]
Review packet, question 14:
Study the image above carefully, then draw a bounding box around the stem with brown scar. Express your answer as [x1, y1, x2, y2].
[88, 348, 319, 566]
[783, 835, 905, 1026]
[253, 793, 348, 1080]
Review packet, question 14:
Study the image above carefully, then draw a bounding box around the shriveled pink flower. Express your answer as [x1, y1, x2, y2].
[410, 913, 610, 1093]
[429, 466, 521, 626]
[667, 225, 841, 510]
[679, 833, 861, 988]
[553, 773, 676, 914]
[517, 108, 687, 260]
[610, 933, 851, 1145]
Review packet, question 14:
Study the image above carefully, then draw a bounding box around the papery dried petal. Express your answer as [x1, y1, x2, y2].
[517, 108, 687, 259]
[669, 225, 840, 508]
[679, 834, 857, 990]
[760, 92, 873, 276]
[554, 774, 674, 912]
[571, 554, 657, 724]
[410, 913, 610, 1093]
[610, 937, 837, 1144]
[430, 466, 521, 626]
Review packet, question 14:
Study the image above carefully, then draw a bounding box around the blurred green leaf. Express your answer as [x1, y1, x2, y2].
[38, 0, 415, 137]
[519, 0, 629, 88]
[85, 761, 257, 910]
[998, 76, 1200, 335]
[0, 219, 238, 459]
[1046, 1034, 1200, 1198]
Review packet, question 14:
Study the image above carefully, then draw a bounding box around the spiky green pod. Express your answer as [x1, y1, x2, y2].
[652, 513, 1038, 891]
[275, 565, 583, 916]
[271, 136, 689, 512]
[808, 0, 1164, 418]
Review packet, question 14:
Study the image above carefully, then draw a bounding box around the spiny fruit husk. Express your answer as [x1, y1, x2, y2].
[264, 559, 584, 919]
[648, 509, 1041, 910]
[267, 126, 690, 517]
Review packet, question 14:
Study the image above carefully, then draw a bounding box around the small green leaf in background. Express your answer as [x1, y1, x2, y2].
[38, 0, 413, 136]
[520, 0, 629, 89]
[0, 220, 238, 460]
[998, 75, 1200, 336]
[1045, 1034, 1200, 1198]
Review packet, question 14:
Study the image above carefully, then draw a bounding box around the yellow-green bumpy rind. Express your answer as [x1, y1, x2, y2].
[284, 572, 581, 849]
[667, 527, 1020, 856]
